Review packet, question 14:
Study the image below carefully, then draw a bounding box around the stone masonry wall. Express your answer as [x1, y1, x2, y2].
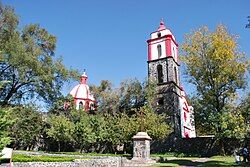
[10, 157, 122, 167]
[1, 157, 156, 167]
[148, 57, 181, 136]
[1, 151, 155, 167]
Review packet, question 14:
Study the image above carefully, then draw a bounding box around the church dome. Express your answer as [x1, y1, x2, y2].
[69, 71, 96, 110]
[70, 72, 94, 100]
[70, 83, 92, 100]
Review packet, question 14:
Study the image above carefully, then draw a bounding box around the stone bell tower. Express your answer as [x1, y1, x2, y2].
[147, 20, 181, 136]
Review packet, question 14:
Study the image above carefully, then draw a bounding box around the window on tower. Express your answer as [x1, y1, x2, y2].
[157, 64, 163, 83]
[157, 44, 162, 58]
[157, 32, 161, 38]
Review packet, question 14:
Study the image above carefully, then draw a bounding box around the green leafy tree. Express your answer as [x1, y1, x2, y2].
[46, 114, 74, 152]
[71, 111, 107, 153]
[103, 114, 131, 152]
[216, 107, 246, 139]
[90, 80, 119, 115]
[91, 79, 150, 115]
[7, 106, 44, 150]
[138, 105, 171, 139]
[181, 24, 249, 153]
[72, 78, 169, 153]
[0, 107, 12, 150]
[0, 3, 77, 106]
[238, 92, 250, 138]
[118, 78, 147, 114]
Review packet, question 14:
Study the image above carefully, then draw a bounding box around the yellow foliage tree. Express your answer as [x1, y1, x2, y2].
[181, 24, 249, 143]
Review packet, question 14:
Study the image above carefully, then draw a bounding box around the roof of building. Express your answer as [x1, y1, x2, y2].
[69, 72, 95, 101]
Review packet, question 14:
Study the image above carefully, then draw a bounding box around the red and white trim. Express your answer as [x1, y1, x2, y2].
[69, 72, 96, 111]
[147, 20, 178, 62]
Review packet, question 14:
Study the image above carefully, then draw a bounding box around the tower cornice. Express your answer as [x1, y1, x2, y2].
[147, 34, 178, 47]
[147, 56, 180, 66]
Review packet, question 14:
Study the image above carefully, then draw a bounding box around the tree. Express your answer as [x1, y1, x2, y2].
[181, 24, 249, 153]
[90, 80, 119, 115]
[138, 105, 171, 140]
[118, 78, 147, 114]
[72, 78, 169, 153]
[238, 92, 250, 138]
[0, 107, 12, 150]
[7, 106, 44, 150]
[0, 3, 77, 106]
[46, 114, 74, 152]
[71, 110, 109, 153]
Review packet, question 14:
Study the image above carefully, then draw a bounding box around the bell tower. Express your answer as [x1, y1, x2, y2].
[147, 20, 181, 136]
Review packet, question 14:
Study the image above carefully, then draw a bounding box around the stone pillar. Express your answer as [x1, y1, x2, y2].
[132, 132, 152, 161]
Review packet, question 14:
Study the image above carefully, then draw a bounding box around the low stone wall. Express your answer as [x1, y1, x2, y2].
[11, 157, 121, 167]
[1, 157, 156, 167]
[1, 157, 122, 167]
[2, 151, 156, 167]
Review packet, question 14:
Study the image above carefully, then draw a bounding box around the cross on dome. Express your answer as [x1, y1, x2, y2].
[80, 70, 88, 84]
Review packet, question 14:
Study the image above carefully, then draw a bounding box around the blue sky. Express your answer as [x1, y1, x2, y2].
[2, 0, 250, 96]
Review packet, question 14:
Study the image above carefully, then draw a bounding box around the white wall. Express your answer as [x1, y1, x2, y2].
[150, 39, 166, 60]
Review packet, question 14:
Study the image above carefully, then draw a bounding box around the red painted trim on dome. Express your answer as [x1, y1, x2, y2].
[74, 85, 81, 99]
[74, 97, 96, 102]
[85, 101, 89, 111]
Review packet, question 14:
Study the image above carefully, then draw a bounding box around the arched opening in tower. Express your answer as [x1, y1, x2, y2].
[157, 64, 163, 83]
[157, 44, 162, 58]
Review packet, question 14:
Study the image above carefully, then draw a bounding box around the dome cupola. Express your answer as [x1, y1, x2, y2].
[69, 70, 96, 111]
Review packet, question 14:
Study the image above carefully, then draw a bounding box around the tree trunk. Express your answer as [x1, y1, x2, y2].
[58, 142, 61, 152]
[2, 87, 16, 105]
[80, 145, 84, 153]
[99, 143, 107, 154]
[220, 138, 225, 155]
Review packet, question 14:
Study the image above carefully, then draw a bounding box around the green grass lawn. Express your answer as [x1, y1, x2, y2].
[12, 151, 126, 162]
[13, 154, 76, 162]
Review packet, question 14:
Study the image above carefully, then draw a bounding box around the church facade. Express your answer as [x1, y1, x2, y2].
[147, 20, 195, 138]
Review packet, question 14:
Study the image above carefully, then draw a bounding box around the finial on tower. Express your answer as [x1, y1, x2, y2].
[160, 18, 164, 24]
[158, 19, 166, 31]
[82, 69, 88, 78]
